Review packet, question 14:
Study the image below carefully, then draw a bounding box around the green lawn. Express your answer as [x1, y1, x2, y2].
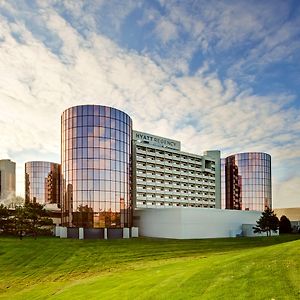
[0, 235, 299, 299]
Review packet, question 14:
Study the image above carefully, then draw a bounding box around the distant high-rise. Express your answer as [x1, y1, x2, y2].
[222, 152, 272, 211]
[0, 159, 16, 201]
[25, 161, 61, 208]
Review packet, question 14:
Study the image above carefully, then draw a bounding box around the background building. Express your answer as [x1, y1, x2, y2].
[61, 105, 132, 229]
[132, 130, 221, 209]
[0, 159, 16, 201]
[222, 152, 272, 211]
[25, 161, 61, 207]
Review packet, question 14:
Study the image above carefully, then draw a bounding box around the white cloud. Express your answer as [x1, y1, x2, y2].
[273, 176, 300, 208]
[0, 1, 299, 208]
[142, 0, 300, 85]
[154, 18, 178, 43]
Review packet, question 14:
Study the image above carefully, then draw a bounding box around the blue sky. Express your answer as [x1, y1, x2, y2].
[0, 0, 299, 208]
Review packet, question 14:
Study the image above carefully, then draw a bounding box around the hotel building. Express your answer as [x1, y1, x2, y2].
[133, 130, 221, 209]
[0, 159, 16, 201]
[36, 104, 272, 239]
[222, 152, 272, 211]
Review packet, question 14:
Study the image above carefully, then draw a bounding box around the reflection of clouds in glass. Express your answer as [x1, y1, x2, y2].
[61, 105, 132, 228]
[25, 161, 60, 206]
[225, 152, 271, 211]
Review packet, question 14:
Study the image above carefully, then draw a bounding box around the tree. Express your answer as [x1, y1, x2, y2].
[253, 207, 279, 236]
[0, 204, 12, 234]
[9, 196, 25, 208]
[0, 203, 53, 239]
[24, 202, 54, 239]
[279, 215, 292, 234]
[13, 206, 30, 240]
[0, 195, 25, 209]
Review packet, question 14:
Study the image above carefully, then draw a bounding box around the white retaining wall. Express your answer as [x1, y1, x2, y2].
[134, 207, 263, 239]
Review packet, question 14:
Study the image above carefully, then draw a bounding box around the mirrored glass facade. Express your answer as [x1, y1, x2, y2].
[61, 105, 132, 228]
[224, 152, 272, 211]
[25, 161, 61, 206]
[0, 159, 16, 201]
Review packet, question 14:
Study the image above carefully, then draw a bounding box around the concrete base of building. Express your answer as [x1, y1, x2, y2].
[55, 226, 139, 239]
[133, 207, 269, 239]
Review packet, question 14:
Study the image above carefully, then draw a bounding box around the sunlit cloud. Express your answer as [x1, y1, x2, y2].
[0, 0, 299, 208]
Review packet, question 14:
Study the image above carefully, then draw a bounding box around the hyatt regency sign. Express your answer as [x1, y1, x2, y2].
[133, 131, 181, 150]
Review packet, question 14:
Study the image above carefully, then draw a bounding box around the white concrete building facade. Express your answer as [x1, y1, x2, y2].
[132, 130, 221, 209]
[134, 207, 270, 239]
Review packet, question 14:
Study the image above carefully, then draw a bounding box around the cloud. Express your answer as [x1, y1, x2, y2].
[273, 176, 300, 208]
[0, 1, 299, 209]
[154, 18, 178, 43]
[137, 0, 300, 86]
[228, 15, 300, 77]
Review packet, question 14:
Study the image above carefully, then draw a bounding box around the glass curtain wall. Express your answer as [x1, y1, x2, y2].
[225, 152, 272, 211]
[61, 105, 132, 228]
[25, 161, 61, 206]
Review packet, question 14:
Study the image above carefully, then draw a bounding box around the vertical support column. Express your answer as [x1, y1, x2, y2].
[55, 226, 61, 237]
[104, 228, 108, 239]
[60, 227, 67, 238]
[123, 228, 130, 238]
[79, 227, 84, 239]
[131, 227, 139, 238]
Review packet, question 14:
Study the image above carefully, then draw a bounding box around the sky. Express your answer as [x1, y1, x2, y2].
[0, 0, 299, 208]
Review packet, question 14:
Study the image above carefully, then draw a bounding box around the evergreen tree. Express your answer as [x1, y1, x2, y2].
[24, 202, 54, 239]
[0, 204, 11, 234]
[279, 215, 292, 234]
[13, 206, 29, 240]
[253, 207, 279, 236]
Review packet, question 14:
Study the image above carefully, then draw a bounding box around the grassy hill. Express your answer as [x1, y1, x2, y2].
[0, 235, 299, 299]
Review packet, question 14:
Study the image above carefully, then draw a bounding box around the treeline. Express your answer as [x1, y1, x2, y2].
[0, 202, 53, 239]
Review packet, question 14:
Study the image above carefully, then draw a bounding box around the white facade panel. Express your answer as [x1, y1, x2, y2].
[79, 227, 84, 239]
[123, 228, 130, 238]
[59, 226, 67, 238]
[131, 227, 139, 237]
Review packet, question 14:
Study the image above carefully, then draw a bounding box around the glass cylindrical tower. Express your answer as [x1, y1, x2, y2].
[25, 161, 61, 206]
[0, 159, 16, 201]
[224, 152, 271, 211]
[61, 105, 132, 228]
